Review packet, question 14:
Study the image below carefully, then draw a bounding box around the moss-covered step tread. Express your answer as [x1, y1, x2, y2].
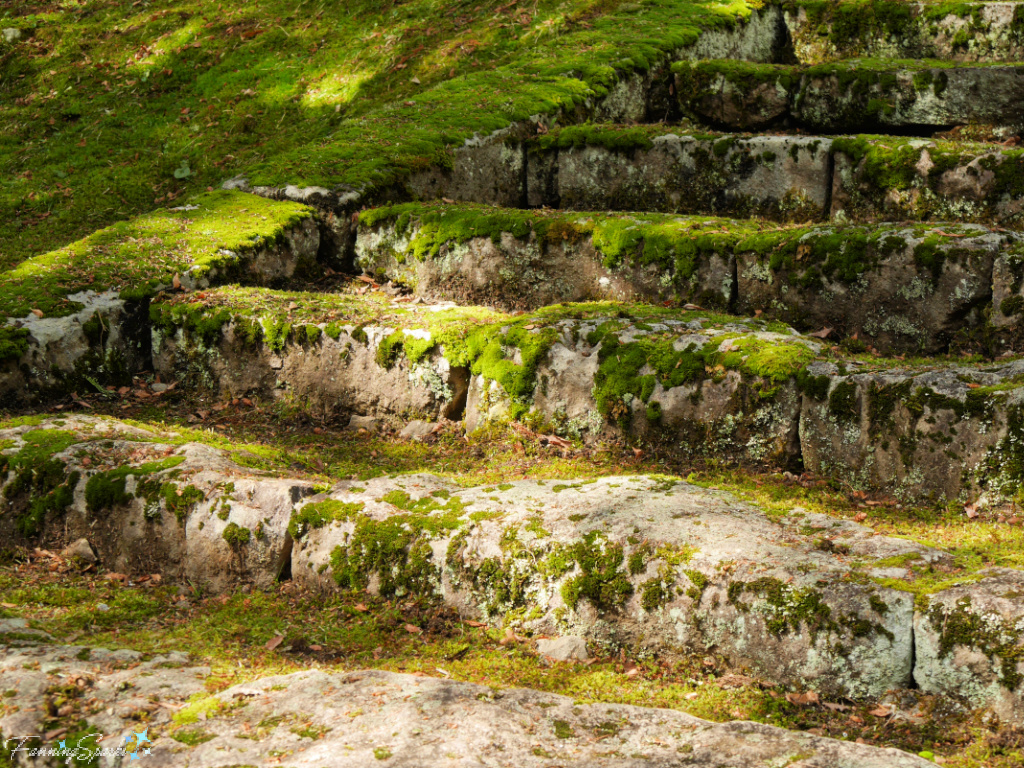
[355, 202, 1024, 355]
[0, 190, 318, 398]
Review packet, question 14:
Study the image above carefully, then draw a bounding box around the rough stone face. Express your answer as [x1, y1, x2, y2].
[536, 635, 590, 662]
[354, 215, 731, 312]
[783, 2, 1024, 64]
[407, 133, 526, 208]
[676, 60, 1024, 136]
[548, 134, 832, 222]
[796, 64, 1024, 135]
[153, 320, 470, 424]
[463, 315, 819, 466]
[0, 416, 315, 591]
[290, 474, 942, 698]
[798, 358, 1024, 504]
[735, 223, 1001, 355]
[0, 642, 208, 766]
[60, 538, 98, 563]
[914, 568, 1024, 724]
[0, 217, 319, 406]
[0, 659, 934, 768]
[831, 139, 1024, 230]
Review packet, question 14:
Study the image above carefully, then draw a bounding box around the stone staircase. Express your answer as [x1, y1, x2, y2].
[6, 0, 1024, 738]
[146, 1, 1024, 505]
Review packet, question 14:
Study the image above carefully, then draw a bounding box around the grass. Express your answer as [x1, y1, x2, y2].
[0, 0, 760, 270]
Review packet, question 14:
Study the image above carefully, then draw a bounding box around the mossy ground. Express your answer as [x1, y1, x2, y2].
[1, 552, 1022, 767]
[0, 0, 760, 270]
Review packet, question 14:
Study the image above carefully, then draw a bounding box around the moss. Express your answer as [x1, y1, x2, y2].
[163, 483, 205, 523]
[640, 578, 671, 611]
[288, 500, 366, 539]
[172, 729, 216, 746]
[683, 569, 709, 602]
[929, 596, 1024, 690]
[222, 522, 251, 546]
[552, 720, 575, 739]
[728, 577, 834, 639]
[559, 531, 634, 612]
[330, 493, 465, 598]
[84, 473, 132, 513]
[3, 190, 313, 325]
[828, 380, 860, 424]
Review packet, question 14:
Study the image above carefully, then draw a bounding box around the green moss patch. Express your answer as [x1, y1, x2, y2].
[0, 190, 313, 325]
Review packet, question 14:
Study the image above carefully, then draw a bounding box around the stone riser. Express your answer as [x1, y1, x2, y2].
[2, 416, 1021, 724]
[149, 307, 1024, 506]
[783, 2, 1024, 64]
[355, 212, 1024, 356]
[675, 61, 1024, 135]
[407, 133, 1024, 230]
[0, 217, 320, 405]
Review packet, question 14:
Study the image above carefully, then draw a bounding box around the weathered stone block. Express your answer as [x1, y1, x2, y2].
[915, 569, 1024, 724]
[735, 224, 998, 355]
[799, 359, 1024, 504]
[554, 134, 831, 222]
[290, 474, 939, 698]
[831, 138, 1024, 230]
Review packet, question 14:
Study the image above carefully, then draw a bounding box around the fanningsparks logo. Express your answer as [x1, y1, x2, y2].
[5, 729, 152, 763]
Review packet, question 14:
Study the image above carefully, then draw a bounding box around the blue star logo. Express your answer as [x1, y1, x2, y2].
[58, 741, 66, 750]
[135, 730, 150, 745]
[129, 750, 140, 761]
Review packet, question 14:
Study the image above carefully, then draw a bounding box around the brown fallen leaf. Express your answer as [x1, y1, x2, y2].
[464, 620, 487, 628]
[823, 702, 851, 712]
[30, 308, 44, 318]
[853, 511, 868, 523]
[786, 691, 820, 706]
[809, 327, 833, 339]
[105, 572, 128, 583]
[965, 503, 979, 519]
[265, 634, 284, 651]
[404, 623, 423, 635]
[869, 705, 892, 717]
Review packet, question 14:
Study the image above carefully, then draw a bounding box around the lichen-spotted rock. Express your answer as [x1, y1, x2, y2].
[0, 415, 315, 591]
[0, 659, 934, 768]
[290, 474, 946, 699]
[914, 568, 1024, 723]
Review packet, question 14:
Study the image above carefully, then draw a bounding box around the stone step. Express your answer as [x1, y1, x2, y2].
[355, 203, 1023, 355]
[0, 656, 937, 766]
[149, 289, 1024, 504]
[408, 125, 1024, 230]
[675, 59, 1024, 135]
[782, 1, 1024, 64]
[0, 190, 319, 403]
[2, 413, 1021, 723]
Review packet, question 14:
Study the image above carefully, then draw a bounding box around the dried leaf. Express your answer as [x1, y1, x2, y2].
[404, 623, 423, 635]
[809, 327, 833, 339]
[785, 691, 820, 706]
[869, 705, 892, 717]
[265, 634, 284, 651]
